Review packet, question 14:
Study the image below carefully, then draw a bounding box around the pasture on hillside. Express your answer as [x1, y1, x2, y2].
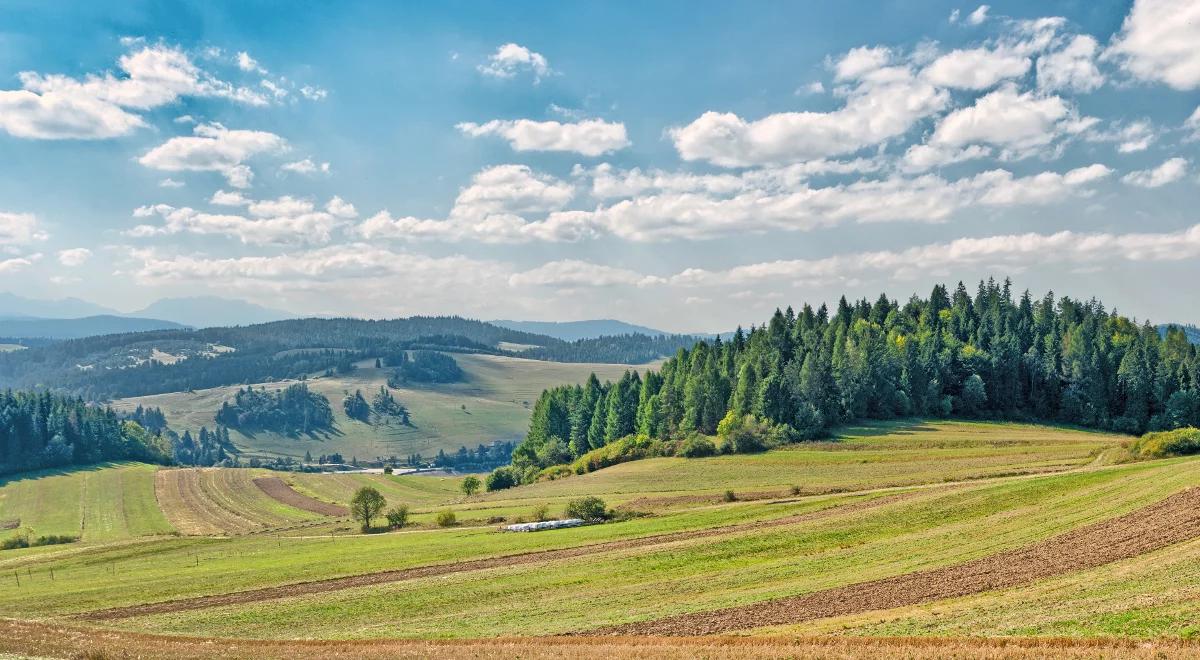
[112, 354, 649, 463]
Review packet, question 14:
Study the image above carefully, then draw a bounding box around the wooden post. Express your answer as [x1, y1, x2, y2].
[13, 571, 18, 587]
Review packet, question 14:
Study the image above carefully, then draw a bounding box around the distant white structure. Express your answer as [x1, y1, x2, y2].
[502, 519, 585, 532]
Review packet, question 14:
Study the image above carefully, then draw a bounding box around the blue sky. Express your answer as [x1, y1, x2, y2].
[1, 0, 1198, 332]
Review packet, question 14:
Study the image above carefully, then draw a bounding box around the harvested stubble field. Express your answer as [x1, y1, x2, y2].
[155, 468, 323, 535]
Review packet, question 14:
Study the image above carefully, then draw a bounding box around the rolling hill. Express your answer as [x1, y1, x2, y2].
[0, 420, 1197, 657]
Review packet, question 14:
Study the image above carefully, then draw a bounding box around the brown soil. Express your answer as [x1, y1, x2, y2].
[254, 477, 349, 517]
[1, 619, 1197, 660]
[77, 490, 920, 621]
[0, 519, 18, 530]
[590, 487, 1200, 636]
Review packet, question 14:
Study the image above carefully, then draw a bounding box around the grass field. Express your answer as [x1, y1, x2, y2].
[0, 420, 1197, 656]
[113, 354, 650, 462]
[0, 462, 173, 542]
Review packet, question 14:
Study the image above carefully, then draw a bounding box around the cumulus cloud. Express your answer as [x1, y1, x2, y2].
[0, 212, 47, 245]
[906, 84, 1095, 169]
[662, 222, 1200, 288]
[671, 48, 948, 166]
[1106, 0, 1200, 90]
[0, 256, 37, 274]
[138, 123, 288, 188]
[0, 43, 278, 140]
[1122, 157, 1189, 187]
[129, 194, 352, 245]
[478, 43, 551, 81]
[457, 119, 630, 156]
[921, 47, 1030, 90]
[1085, 120, 1156, 153]
[1037, 35, 1104, 92]
[57, 247, 92, 266]
[358, 165, 582, 243]
[280, 158, 331, 175]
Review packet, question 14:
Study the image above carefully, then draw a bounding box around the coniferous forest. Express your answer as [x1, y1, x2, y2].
[215, 383, 334, 435]
[0, 390, 171, 475]
[510, 280, 1200, 480]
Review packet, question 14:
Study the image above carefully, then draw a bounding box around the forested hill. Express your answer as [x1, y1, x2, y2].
[0, 316, 698, 399]
[511, 279, 1200, 478]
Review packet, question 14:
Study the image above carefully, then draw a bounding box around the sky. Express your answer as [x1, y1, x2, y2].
[0, 0, 1198, 332]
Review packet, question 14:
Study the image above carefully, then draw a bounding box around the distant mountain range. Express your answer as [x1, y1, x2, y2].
[0, 315, 187, 340]
[128, 296, 292, 328]
[491, 319, 674, 341]
[0, 292, 292, 329]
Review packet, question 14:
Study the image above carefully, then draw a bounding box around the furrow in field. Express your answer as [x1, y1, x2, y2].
[76, 489, 922, 621]
[587, 487, 1200, 636]
[254, 477, 349, 517]
[155, 469, 255, 536]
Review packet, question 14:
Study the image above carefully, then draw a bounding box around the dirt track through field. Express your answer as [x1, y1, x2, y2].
[77, 490, 920, 621]
[588, 487, 1200, 636]
[254, 477, 349, 517]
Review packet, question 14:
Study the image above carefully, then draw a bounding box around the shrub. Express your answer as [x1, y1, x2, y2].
[723, 490, 737, 502]
[790, 485, 802, 496]
[385, 505, 409, 529]
[435, 510, 457, 527]
[678, 435, 717, 458]
[569, 434, 666, 474]
[717, 414, 773, 454]
[461, 475, 481, 496]
[531, 503, 551, 522]
[383, 466, 393, 475]
[1131, 427, 1200, 458]
[485, 466, 518, 491]
[564, 496, 608, 522]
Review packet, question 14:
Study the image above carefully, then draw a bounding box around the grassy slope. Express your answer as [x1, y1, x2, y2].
[112, 354, 647, 462]
[0, 463, 173, 542]
[0, 422, 1194, 642]
[96, 460, 1200, 638]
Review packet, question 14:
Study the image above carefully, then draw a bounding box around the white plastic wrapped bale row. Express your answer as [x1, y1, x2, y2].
[502, 519, 585, 532]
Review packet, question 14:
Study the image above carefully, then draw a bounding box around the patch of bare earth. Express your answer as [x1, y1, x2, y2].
[590, 487, 1200, 636]
[253, 477, 349, 517]
[0, 619, 1196, 660]
[77, 491, 920, 621]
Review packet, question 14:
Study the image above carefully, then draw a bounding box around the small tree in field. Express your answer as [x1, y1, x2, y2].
[386, 505, 409, 529]
[461, 476, 481, 496]
[350, 486, 386, 531]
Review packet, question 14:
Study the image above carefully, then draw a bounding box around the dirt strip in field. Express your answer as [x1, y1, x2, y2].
[254, 477, 349, 517]
[588, 487, 1200, 636]
[77, 489, 922, 621]
[0, 519, 18, 530]
[4, 619, 1199, 660]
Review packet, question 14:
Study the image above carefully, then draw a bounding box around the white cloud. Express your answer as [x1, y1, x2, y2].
[129, 194, 352, 245]
[158, 178, 185, 188]
[457, 119, 630, 156]
[360, 165, 583, 244]
[1106, 0, 1200, 90]
[967, 5, 990, 25]
[0, 212, 47, 245]
[299, 85, 328, 101]
[0, 43, 276, 140]
[236, 51, 264, 73]
[799, 81, 825, 95]
[918, 84, 1094, 164]
[584, 159, 882, 198]
[664, 222, 1200, 288]
[0, 256, 37, 274]
[138, 123, 288, 188]
[1037, 35, 1104, 92]
[949, 9, 960, 23]
[478, 43, 551, 81]
[1085, 120, 1156, 153]
[1186, 106, 1200, 140]
[1122, 157, 1189, 188]
[921, 47, 1030, 90]
[280, 158, 331, 175]
[671, 51, 948, 166]
[57, 247, 92, 266]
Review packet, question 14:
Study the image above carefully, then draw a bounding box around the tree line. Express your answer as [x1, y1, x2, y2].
[509, 279, 1200, 480]
[0, 390, 171, 475]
